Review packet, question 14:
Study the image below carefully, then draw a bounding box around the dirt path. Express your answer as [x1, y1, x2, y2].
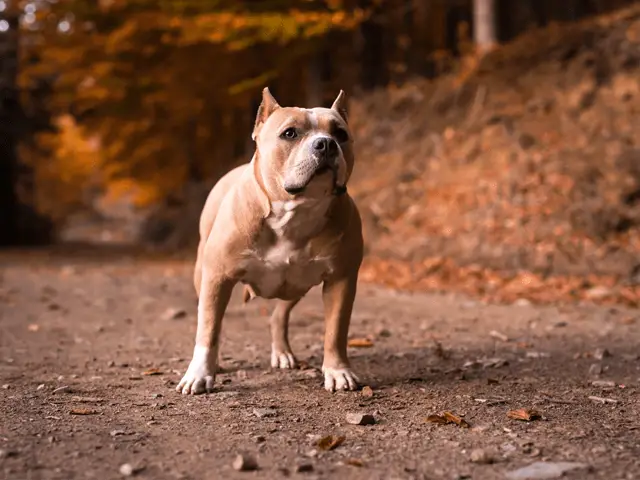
[1, 250, 639, 480]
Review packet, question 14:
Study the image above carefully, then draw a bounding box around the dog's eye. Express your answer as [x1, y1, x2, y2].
[334, 128, 349, 143]
[281, 128, 298, 140]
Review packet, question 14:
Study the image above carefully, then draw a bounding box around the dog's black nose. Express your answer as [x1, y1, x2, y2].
[313, 137, 338, 155]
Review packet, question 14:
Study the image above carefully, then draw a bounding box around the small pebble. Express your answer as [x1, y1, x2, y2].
[36, 384, 45, 391]
[594, 348, 611, 360]
[0, 449, 18, 459]
[470, 449, 493, 464]
[233, 454, 258, 471]
[253, 435, 266, 443]
[253, 408, 277, 418]
[376, 328, 392, 338]
[2, 384, 10, 390]
[346, 413, 376, 425]
[119, 463, 134, 476]
[589, 363, 603, 376]
[295, 462, 314, 473]
[162, 308, 187, 321]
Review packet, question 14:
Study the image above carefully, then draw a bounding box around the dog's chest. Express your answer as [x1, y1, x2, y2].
[240, 199, 334, 299]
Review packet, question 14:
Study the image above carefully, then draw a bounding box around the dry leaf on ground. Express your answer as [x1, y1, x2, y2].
[425, 414, 449, 425]
[69, 408, 99, 415]
[348, 338, 374, 348]
[443, 411, 471, 428]
[507, 408, 542, 421]
[142, 368, 163, 376]
[426, 411, 471, 428]
[317, 435, 345, 451]
[345, 458, 364, 467]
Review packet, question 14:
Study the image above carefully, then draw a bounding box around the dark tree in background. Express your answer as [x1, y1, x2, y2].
[0, 6, 52, 246]
[0, 11, 21, 246]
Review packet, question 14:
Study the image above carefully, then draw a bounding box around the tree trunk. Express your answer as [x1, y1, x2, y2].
[473, 0, 497, 54]
[306, 53, 324, 108]
[0, 12, 20, 245]
[0, 8, 53, 246]
[357, 0, 388, 90]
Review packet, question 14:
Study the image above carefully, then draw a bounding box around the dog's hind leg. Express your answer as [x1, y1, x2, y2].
[270, 298, 301, 369]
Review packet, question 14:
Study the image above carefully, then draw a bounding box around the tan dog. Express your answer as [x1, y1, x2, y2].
[177, 88, 363, 395]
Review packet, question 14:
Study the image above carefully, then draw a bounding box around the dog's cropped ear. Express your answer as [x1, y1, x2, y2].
[252, 87, 281, 141]
[331, 89, 348, 123]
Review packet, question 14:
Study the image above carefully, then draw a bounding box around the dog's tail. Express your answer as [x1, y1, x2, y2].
[241, 285, 256, 305]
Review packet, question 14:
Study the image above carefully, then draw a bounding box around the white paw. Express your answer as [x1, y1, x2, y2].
[322, 366, 359, 392]
[271, 348, 297, 369]
[176, 346, 216, 395]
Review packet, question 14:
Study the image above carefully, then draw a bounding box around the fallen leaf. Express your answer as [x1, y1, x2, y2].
[426, 411, 471, 428]
[345, 458, 364, 467]
[317, 435, 345, 451]
[425, 414, 449, 425]
[142, 368, 163, 376]
[69, 408, 99, 415]
[507, 408, 542, 421]
[348, 338, 374, 348]
[443, 411, 471, 428]
[361, 386, 374, 397]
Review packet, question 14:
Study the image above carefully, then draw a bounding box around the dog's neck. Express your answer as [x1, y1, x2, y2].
[267, 196, 333, 242]
[250, 151, 335, 241]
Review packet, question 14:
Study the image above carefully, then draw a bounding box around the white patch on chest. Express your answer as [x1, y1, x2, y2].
[239, 197, 334, 299]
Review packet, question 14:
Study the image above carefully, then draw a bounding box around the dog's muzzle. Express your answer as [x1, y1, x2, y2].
[283, 136, 347, 196]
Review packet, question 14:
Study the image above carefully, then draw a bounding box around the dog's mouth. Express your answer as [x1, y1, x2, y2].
[283, 161, 347, 197]
[314, 165, 331, 176]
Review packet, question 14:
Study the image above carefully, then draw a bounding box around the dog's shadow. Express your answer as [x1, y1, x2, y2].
[213, 340, 638, 396]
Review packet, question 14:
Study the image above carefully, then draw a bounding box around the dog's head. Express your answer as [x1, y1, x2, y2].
[252, 87, 354, 200]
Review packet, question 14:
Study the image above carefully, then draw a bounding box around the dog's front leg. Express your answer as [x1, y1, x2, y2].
[321, 273, 360, 392]
[177, 266, 235, 395]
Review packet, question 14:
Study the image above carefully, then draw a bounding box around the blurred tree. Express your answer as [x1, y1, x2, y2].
[20, 0, 366, 214]
[4, 0, 637, 247]
[0, 3, 52, 245]
[473, 0, 497, 53]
